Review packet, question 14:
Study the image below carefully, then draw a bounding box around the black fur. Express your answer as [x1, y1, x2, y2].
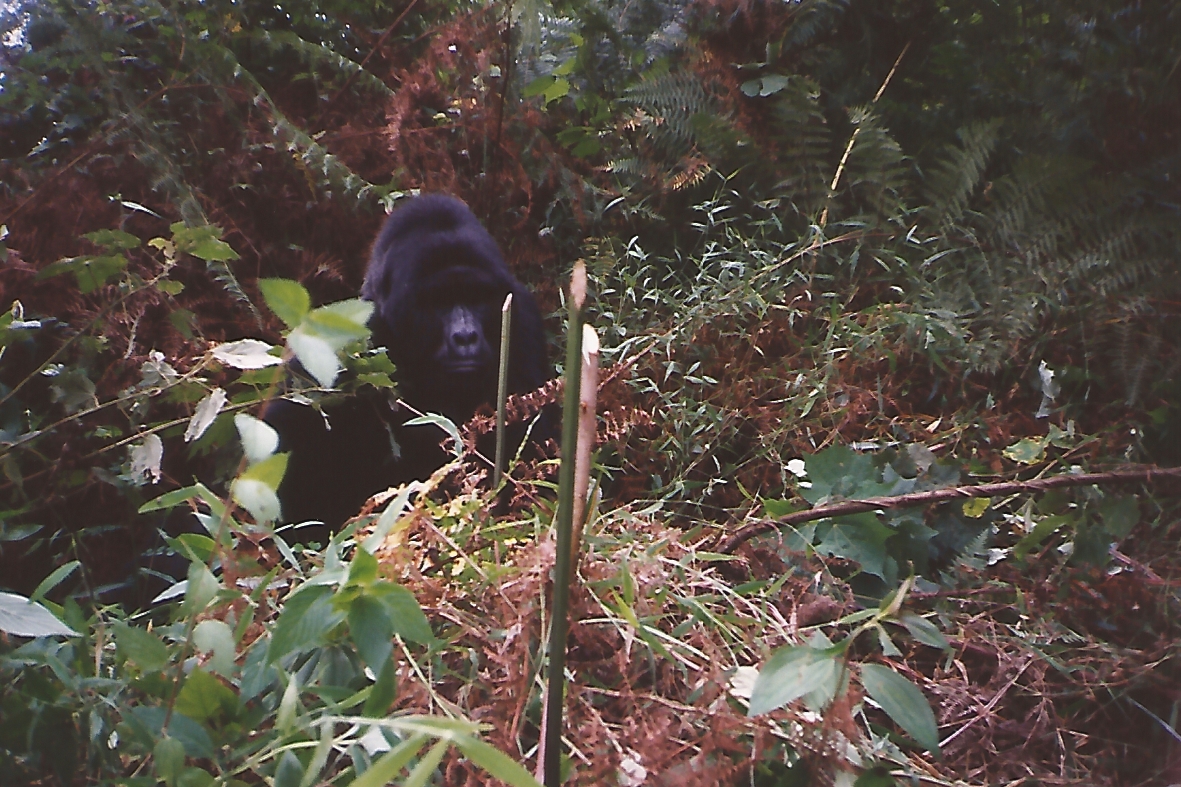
[269, 195, 548, 532]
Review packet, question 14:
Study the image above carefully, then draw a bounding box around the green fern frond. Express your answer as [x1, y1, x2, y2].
[250, 31, 393, 97]
[840, 105, 908, 221]
[622, 73, 715, 159]
[768, 76, 831, 218]
[922, 120, 1000, 227]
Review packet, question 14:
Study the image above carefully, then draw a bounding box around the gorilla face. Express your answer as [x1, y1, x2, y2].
[363, 194, 547, 422]
[269, 194, 549, 531]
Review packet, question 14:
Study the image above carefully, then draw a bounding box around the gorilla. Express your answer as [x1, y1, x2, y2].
[267, 194, 549, 532]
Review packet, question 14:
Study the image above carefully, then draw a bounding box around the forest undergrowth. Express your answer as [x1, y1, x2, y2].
[1, 0, 1178, 784]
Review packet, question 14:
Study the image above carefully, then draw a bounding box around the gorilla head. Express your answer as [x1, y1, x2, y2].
[362, 194, 547, 423]
[270, 194, 549, 531]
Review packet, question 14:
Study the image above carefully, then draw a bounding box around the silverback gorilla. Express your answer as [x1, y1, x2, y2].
[267, 194, 548, 531]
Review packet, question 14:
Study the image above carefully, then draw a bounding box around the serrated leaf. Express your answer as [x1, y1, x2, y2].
[288, 328, 341, 388]
[175, 668, 238, 723]
[193, 619, 236, 677]
[802, 446, 892, 504]
[303, 299, 373, 345]
[962, 497, 990, 518]
[189, 237, 239, 262]
[269, 585, 343, 663]
[130, 434, 164, 483]
[185, 388, 227, 442]
[239, 452, 288, 489]
[860, 663, 941, 756]
[231, 478, 282, 523]
[113, 621, 170, 670]
[84, 228, 140, 250]
[211, 339, 283, 369]
[1003, 437, 1045, 465]
[259, 278, 311, 330]
[234, 414, 280, 464]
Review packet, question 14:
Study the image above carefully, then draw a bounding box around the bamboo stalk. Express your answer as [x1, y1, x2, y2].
[493, 293, 513, 487]
[541, 262, 586, 787]
[571, 324, 599, 564]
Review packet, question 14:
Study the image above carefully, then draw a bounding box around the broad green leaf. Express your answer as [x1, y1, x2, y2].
[1003, 437, 1045, 465]
[373, 583, 434, 645]
[0, 591, 79, 637]
[802, 446, 892, 504]
[348, 547, 379, 584]
[813, 513, 894, 579]
[188, 237, 239, 262]
[76, 254, 128, 292]
[182, 562, 219, 616]
[124, 707, 214, 759]
[523, 75, 556, 98]
[259, 278, 311, 330]
[860, 663, 941, 756]
[154, 737, 186, 787]
[962, 497, 990, 518]
[348, 594, 393, 671]
[269, 585, 343, 662]
[273, 750, 304, 787]
[363, 656, 398, 716]
[238, 452, 289, 489]
[1097, 495, 1138, 539]
[193, 619, 236, 676]
[113, 621, 170, 670]
[747, 644, 839, 716]
[176, 668, 238, 723]
[303, 299, 373, 345]
[895, 612, 950, 650]
[84, 228, 140, 250]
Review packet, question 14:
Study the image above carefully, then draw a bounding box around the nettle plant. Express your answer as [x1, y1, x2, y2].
[0, 225, 541, 787]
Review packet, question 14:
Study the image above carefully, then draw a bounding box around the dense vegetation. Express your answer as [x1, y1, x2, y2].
[1, 0, 1178, 784]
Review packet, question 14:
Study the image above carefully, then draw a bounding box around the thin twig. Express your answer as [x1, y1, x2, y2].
[818, 41, 911, 228]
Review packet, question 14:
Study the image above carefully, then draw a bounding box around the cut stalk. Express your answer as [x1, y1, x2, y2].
[493, 293, 513, 487]
[541, 262, 586, 787]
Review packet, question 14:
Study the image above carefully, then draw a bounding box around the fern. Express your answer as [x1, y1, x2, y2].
[922, 120, 1000, 228]
[768, 76, 831, 219]
[250, 31, 394, 98]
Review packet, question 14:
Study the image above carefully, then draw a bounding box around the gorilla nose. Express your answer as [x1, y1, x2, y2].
[453, 327, 479, 347]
